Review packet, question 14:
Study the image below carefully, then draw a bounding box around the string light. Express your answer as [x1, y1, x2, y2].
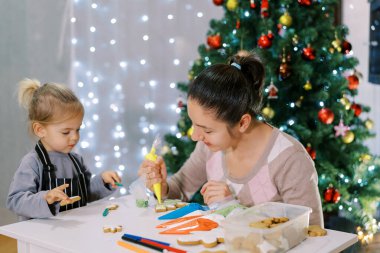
[69, 1, 223, 194]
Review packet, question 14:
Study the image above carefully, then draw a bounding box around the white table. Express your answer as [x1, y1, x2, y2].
[0, 195, 358, 253]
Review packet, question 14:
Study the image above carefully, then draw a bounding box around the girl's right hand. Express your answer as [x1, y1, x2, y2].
[44, 184, 70, 204]
[138, 156, 168, 198]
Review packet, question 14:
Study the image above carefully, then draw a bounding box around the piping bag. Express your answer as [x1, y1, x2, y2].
[145, 135, 162, 204]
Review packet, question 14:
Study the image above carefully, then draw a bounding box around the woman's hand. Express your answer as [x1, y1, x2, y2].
[101, 171, 122, 188]
[44, 184, 70, 204]
[200, 180, 232, 205]
[138, 156, 168, 198]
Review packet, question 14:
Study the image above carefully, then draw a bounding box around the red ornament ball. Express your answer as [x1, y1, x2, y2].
[318, 108, 335, 124]
[267, 31, 274, 40]
[207, 34, 222, 49]
[298, 0, 312, 6]
[306, 145, 316, 160]
[351, 103, 362, 117]
[342, 40, 352, 54]
[260, 0, 269, 18]
[213, 0, 224, 6]
[347, 74, 359, 90]
[324, 186, 341, 203]
[302, 46, 316, 60]
[258, 34, 272, 48]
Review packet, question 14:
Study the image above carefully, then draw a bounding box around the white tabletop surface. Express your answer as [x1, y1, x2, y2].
[0, 195, 358, 253]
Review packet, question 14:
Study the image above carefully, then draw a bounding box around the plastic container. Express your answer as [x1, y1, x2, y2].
[222, 202, 312, 253]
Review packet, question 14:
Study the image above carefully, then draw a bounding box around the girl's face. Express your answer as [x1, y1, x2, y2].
[38, 114, 83, 153]
[187, 98, 238, 152]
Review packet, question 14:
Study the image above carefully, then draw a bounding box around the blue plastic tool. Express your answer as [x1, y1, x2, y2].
[158, 203, 209, 220]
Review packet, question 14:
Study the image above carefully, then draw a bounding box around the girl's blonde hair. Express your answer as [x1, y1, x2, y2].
[18, 78, 84, 135]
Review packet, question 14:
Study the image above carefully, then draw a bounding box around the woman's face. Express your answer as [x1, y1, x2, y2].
[187, 98, 238, 152]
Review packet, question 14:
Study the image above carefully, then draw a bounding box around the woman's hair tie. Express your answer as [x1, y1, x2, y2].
[231, 62, 241, 70]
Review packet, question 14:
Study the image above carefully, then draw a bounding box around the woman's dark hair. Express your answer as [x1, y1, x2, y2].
[188, 51, 265, 126]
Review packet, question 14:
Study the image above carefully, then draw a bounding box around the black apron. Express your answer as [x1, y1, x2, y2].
[35, 141, 88, 212]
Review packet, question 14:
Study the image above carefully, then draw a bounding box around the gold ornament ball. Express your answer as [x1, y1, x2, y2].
[226, 0, 238, 11]
[303, 80, 312, 91]
[340, 97, 351, 110]
[342, 131, 355, 144]
[279, 12, 292, 27]
[360, 154, 372, 163]
[331, 39, 342, 52]
[262, 106, 275, 119]
[365, 119, 374, 130]
[187, 126, 194, 138]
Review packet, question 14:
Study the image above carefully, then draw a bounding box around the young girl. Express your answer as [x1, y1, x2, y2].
[7, 79, 121, 221]
[139, 51, 323, 226]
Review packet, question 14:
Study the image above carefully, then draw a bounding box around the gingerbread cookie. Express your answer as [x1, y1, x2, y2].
[103, 225, 122, 233]
[154, 199, 188, 213]
[60, 196, 81, 206]
[155, 204, 167, 212]
[249, 216, 289, 229]
[307, 225, 327, 237]
[177, 235, 224, 248]
[103, 204, 119, 217]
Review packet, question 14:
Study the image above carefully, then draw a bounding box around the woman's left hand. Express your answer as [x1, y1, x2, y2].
[200, 180, 232, 205]
[101, 171, 122, 188]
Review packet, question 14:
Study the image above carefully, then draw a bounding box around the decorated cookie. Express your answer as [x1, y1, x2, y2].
[155, 204, 167, 212]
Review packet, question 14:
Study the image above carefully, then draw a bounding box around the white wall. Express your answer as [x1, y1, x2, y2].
[0, 0, 71, 225]
[343, 1, 380, 155]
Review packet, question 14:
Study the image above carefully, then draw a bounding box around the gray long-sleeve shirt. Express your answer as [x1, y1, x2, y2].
[7, 150, 114, 221]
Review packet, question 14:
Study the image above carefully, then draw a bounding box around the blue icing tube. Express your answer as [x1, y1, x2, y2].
[158, 203, 209, 220]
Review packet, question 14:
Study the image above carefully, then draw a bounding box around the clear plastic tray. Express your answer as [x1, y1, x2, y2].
[222, 202, 311, 253]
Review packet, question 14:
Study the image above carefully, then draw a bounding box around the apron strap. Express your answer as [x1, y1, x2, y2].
[35, 140, 57, 191]
[68, 153, 89, 205]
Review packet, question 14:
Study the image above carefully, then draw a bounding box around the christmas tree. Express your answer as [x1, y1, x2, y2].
[162, 0, 380, 243]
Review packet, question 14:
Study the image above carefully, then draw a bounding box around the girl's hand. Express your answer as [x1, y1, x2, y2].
[101, 171, 122, 188]
[200, 180, 232, 205]
[138, 156, 168, 198]
[44, 184, 70, 204]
